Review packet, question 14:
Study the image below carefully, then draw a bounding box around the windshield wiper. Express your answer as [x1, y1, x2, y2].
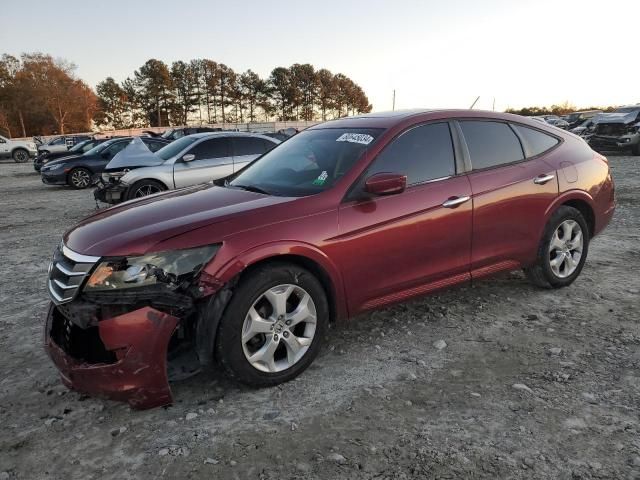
[230, 184, 272, 195]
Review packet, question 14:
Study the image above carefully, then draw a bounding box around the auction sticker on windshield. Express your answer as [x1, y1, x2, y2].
[336, 133, 374, 145]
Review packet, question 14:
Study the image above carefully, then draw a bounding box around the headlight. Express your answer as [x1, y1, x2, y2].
[84, 245, 220, 292]
[45, 164, 63, 171]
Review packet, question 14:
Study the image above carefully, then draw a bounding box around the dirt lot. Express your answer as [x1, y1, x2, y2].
[0, 155, 638, 480]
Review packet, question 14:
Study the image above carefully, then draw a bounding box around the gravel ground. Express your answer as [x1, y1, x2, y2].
[0, 155, 638, 480]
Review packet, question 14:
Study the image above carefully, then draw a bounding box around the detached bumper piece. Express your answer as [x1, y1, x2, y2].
[44, 303, 178, 409]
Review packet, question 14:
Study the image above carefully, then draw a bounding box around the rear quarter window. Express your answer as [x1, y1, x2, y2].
[460, 121, 524, 170]
[511, 124, 559, 157]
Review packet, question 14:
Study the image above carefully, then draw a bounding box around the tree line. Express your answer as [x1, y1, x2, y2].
[506, 102, 617, 117]
[0, 52, 372, 137]
[0, 53, 98, 137]
[94, 59, 372, 129]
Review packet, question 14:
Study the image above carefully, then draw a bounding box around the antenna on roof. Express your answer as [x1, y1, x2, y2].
[469, 96, 480, 109]
[392, 90, 396, 111]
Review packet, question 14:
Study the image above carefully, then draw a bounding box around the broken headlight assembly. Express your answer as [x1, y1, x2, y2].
[84, 244, 220, 292]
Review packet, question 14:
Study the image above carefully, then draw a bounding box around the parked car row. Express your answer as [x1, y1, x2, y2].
[39, 136, 170, 188]
[525, 105, 640, 155]
[94, 132, 280, 202]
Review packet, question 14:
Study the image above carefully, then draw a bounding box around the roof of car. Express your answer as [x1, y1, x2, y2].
[187, 131, 280, 141]
[309, 109, 546, 130]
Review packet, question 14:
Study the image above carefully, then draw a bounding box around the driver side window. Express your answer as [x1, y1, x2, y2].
[187, 138, 230, 161]
[367, 123, 456, 186]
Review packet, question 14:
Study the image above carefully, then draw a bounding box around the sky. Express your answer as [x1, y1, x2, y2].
[2, 0, 639, 112]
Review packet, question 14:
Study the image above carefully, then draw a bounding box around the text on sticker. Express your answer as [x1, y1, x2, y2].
[336, 133, 374, 145]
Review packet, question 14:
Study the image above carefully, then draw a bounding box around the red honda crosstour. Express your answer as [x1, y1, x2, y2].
[44, 110, 615, 408]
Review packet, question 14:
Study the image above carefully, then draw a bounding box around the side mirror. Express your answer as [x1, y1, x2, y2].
[182, 153, 195, 162]
[364, 173, 407, 196]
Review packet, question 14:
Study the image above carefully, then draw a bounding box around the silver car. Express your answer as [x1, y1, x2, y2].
[119, 132, 280, 200]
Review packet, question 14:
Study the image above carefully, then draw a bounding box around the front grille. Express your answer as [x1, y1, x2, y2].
[47, 244, 100, 304]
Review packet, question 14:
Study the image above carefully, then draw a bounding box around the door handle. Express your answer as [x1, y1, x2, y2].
[442, 196, 470, 208]
[533, 174, 555, 185]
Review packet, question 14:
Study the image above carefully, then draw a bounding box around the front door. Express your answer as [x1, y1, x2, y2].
[334, 122, 473, 314]
[173, 137, 233, 188]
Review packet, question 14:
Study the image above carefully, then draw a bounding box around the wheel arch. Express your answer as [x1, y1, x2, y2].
[11, 146, 28, 155]
[66, 165, 94, 182]
[130, 177, 170, 191]
[208, 242, 347, 323]
[545, 190, 596, 237]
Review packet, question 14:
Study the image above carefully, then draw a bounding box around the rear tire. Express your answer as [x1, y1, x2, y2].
[215, 262, 328, 387]
[12, 148, 29, 163]
[126, 179, 166, 200]
[524, 206, 589, 289]
[67, 167, 92, 189]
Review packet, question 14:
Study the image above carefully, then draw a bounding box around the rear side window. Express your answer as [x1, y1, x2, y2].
[460, 121, 524, 169]
[233, 137, 267, 156]
[188, 138, 230, 160]
[368, 122, 455, 185]
[512, 125, 559, 157]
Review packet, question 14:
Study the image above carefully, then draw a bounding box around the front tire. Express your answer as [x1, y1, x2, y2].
[215, 262, 329, 387]
[126, 179, 167, 200]
[12, 148, 29, 163]
[67, 167, 92, 189]
[524, 206, 589, 288]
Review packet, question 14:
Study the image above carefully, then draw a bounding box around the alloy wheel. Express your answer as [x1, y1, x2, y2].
[71, 169, 90, 188]
[134, 184, 162, 197]
[548, 219, 583, 278]
[14, 150, 28, 162]
[241, 284, 317, 373]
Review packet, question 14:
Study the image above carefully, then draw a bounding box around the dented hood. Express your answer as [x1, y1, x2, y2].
[594, 110, 640, 125]
[64, 184, 295, 257]
[105, 137, 164, 170]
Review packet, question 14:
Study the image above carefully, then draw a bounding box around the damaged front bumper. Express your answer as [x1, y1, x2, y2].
[44, 302, 180, 409]
[589, 134, 640, 151]
[93, 179, 128, 204]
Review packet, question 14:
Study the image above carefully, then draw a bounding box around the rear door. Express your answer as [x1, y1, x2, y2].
[173, 137, 232, 188]
[336, 122, 473, 313]
[458, 120, 559, 276]
[231, 136, 268, 172]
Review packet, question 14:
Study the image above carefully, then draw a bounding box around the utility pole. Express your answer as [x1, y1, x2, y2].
[392, 90, 396, 111]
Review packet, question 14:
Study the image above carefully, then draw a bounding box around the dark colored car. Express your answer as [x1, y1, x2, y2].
[44, 109, 615, 409]
[40, 137, 170, 188]
[588, 106, 640, 155]
[34, 138, 110, 172]
[564, 110, 602, 130]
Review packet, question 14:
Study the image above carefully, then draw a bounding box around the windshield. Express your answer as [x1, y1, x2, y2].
[69, 140, 90, 152]
[84, 138, 125, 156]
[229, 128, 383, 197]
[156, 136, 199, 161]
